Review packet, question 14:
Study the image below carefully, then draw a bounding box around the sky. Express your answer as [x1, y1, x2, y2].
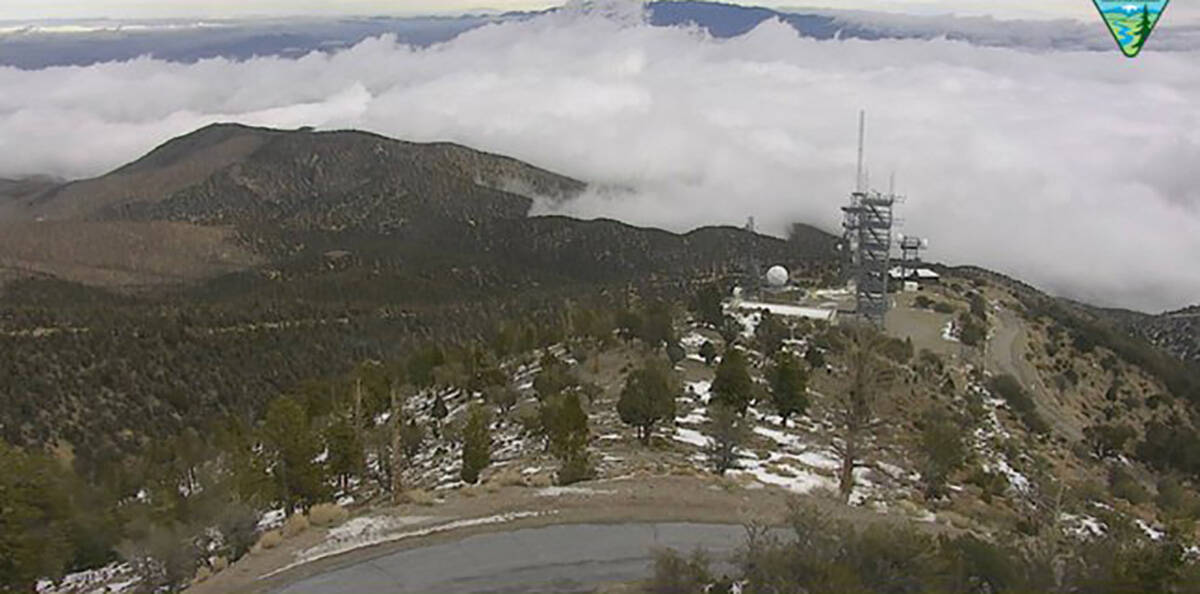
[0, 2, 1195, 312]
[0, 0, 1175, 21]
[0, 1, 1198, 312]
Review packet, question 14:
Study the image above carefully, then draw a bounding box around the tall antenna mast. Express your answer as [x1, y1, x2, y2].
[855, 110, 866, 193]
[888, 171, 895, 195]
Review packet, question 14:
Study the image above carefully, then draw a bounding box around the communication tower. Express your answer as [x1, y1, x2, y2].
[841, 111, 897, 326]
[898, 234, 928, 280]
[743, 216, 762, 299]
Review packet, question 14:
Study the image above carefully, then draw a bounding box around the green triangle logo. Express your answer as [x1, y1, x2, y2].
[1092, 1, 1171, 57]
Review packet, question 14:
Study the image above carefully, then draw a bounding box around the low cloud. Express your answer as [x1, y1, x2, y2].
[0, 2, 1197, 312]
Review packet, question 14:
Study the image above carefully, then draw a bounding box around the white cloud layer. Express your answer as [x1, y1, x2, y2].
[0, 2, 1198, 312]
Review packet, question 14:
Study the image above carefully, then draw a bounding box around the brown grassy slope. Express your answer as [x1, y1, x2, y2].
[0, 221, 259, 288]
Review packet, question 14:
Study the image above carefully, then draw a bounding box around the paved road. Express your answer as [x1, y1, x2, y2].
[275, 523, 749, 593]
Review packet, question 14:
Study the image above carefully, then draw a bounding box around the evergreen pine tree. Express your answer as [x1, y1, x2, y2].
[542, 393, 592, 484]
[639, 300, 676, 347]
[767, 352, 809, 426]
[665, 342, 686, 366]
[691, 284, 725, 327]
[705, 404, 749, 475]
[618, 360, 678, 444]
[323, 415, 364, 493]
[261, 396, 326, 514]
[755, 312, 788, 356]
[712, 348, 753, 415]
[460, 404, 491, 484]
[917, 408, 967, 500]
[699, 340, 718, 366]
[0, 442, 72, 592]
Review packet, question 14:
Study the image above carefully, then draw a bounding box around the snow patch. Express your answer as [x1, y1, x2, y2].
[1136, 518, 1165, 541]
[38, 562, 138, 594]
[942, 320, 960, 342]
[685, 380, 712, 402]
[1061, 512, 1106, 538]
[257, 507, 287, 530]
[674, 426, 711, 448]
[680, 331, 708, 348]
[734, 301, 836, 321]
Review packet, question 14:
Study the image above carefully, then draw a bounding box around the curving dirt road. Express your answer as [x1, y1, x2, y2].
[987, 307, 1083, 441]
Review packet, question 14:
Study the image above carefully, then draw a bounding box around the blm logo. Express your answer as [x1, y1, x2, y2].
[1092, 1, 1171, 57]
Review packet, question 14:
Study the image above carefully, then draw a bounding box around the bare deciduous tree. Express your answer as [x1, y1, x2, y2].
[829, 325, 897, 503]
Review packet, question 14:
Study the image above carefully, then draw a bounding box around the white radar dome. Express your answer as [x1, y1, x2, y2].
[766, 265, 789, 287]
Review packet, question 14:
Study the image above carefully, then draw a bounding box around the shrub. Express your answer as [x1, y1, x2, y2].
[918, 408, 967, 499]
[192, 565, 212, 584]
[308, 503, 349, 528]
[216, 501, 259, 561]
[967, 467, 1009, 502]
[488, 466, 527, 488]
[1108, 466, 1149, 505]
[556, 453, 595, 486]
[918, 349, 944, 374]
[256, 530, 282, 551]
[486, 385, 519, 414]
[651, 548, 713, 594]
[804, 346, 826, 369]
[403, 489, 437, 506]
[399, 419, 426, 460]
[959, 313, 987, 347]
[118, 523, 200, 592]
[1084, 423, 1136, 459]
[1135, 420, 1200, 477]
[699, 340, 718, 366]
[988, 374, 1048, 435]
[282, 513, 309, 538]
[665, 342, 686, 366]
[880, 336, 914, 363]
[1156, 476, 1200, 519]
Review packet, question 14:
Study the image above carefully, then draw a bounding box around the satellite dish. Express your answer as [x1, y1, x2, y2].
[921, 239, 930, 248]
[766, 265, 789, 287]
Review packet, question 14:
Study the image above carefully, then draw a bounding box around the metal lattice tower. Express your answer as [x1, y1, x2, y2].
[743, 216, 762, 299]
[843, 191, 894, 325]
[898, 235, 927, 280]
[841, 111, 896, 326]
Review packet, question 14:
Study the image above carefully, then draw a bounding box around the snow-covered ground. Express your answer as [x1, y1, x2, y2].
[679, 331, 709, 349]
[942, 320, 960, 342]
[1061, 512, 1107, 538]
[37, 562, 139, 594]
[968, 381, 1031, 495]
[734, 301, 837, 322]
